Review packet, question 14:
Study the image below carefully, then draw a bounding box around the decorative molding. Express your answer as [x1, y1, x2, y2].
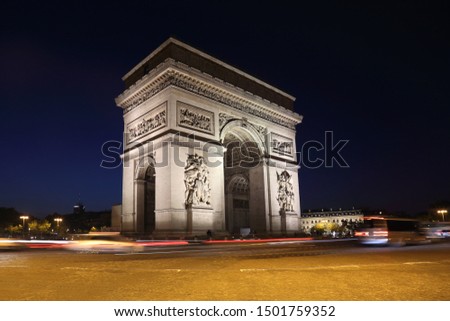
[219, 113, 267, 144]
[276, 170, 295, 212]
[120, 73, 173, 114]
[219, 113, 235, 130]
[176, 101, 214, 135]
[134, 153, 156, 180]
[253, 123, 267, 137]
[126, 102, 167, 143]
[171, 74, 296, 129]
[117, 65, 299, 130]
[270, 133, 294, 157]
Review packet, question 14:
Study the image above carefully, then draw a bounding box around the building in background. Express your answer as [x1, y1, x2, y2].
[300, 208, 363, 236]
[73, 202, 85, 215]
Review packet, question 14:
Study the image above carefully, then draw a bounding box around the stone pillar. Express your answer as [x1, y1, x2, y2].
[111, 204, 122, 232]
[280, 210, 299, 234]
[249, 164, 268, 235]
[182, 151, 214, 236]
[120, 151, 136, 233]
[225, 191, 234, 233]
[134, 179, 146, 234]
[265, 160, 301, 235]
[151, 140, 225, 237]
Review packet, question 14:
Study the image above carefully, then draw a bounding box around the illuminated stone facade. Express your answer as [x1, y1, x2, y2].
[300, 208, 364, 234]
[114, 38, 303, 237]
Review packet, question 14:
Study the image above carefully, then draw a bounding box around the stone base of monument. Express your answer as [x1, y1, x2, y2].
[149, 206, 226, 239]
[270, 211, 298, 235]
[186, 206, 214, 234]
[282, 211, 299, 233]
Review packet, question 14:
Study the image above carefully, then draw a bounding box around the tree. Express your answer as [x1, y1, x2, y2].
[0, 208, 23, 229]
[4, 224, 22, 236]
[38, 220, 51, 234]
[28, 220, 52, 237]
[28, 220, 38, 234]
[310, 222, 339, 237]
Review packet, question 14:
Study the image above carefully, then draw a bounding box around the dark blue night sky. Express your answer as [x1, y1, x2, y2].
[1, 1, 449, 217]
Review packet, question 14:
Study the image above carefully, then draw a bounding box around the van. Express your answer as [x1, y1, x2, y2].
[355, 217, 427, 246]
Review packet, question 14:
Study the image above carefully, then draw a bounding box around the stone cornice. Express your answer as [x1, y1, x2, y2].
[116, 59, 303, 130]
[122, 38, 296, 102]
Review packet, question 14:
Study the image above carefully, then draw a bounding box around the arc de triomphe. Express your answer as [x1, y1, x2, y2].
[114, 38, 303, 237]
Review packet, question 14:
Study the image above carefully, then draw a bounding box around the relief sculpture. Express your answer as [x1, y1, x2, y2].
[272, 139, 293, 155]
[271, 133, 294, 157]
[184, 154, 211, 207]
[179, 107, 211, 131]
[177, 101, 214, 134]
[277, 170, 295, 212]
[128, 107, 166, 142]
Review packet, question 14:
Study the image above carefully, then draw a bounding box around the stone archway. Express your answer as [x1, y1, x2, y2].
[115, 38, 303, 237]
[226, 174, 250, 235]
[135, 157, 156, 235]
[221, 120, 267, 236]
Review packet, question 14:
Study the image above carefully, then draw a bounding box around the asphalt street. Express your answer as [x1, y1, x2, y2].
[1, 240, 449, 300]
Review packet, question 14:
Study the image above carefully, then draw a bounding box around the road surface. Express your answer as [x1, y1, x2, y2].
[1, 239, 449, 300]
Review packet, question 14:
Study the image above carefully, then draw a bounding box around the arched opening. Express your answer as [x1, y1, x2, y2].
[143, 165, 155, 233]
[221, 121, 266, 236]
[226, 175, 250, 234]
[223, 131, 262, 169]
[135, 158, 156, 235]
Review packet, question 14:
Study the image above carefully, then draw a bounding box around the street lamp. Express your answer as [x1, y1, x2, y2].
[54, 218, 63, 227]
[19, 215, 29, 236]
[437, 209, 448, 222]
[19, 215, 29, 227]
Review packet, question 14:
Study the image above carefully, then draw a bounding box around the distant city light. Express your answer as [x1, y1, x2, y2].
[54, 218, 63, 227]
[19, 215, 29, 225]
[437, 209, 448, 221]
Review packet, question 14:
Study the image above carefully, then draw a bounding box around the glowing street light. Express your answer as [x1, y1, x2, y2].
[437, 209, 448, 222]
[19, 215, 29, 236]
[54, 218, 63, 227]
[19, 215, 29, 226]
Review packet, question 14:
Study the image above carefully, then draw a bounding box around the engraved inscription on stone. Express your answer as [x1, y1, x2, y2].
[271, 133, 294, 157]
[177, 101, 214, 134]
[127, 102, 167, 142]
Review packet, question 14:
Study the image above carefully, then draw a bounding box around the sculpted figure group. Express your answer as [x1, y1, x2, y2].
[184, 154, 211, 207]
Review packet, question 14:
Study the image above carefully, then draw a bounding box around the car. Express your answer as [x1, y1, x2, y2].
[420, 222, 450, 239]
[65, 232, 143, 253]
[355, 217, 427, 246]
[0, 238, 27, 250]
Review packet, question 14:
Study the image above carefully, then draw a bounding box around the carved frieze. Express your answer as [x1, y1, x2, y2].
[276, 170, 295, 212]
[172, 75, 295, 129]
[219, 113, 235, 130]
[251, 123, 266, 137]
[119, 68, 297, 130]
[184, 154, 211, 207]
[270, 133, 294, 157]
[176, 101, 214, 135]
[127, 102, 167, 143]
